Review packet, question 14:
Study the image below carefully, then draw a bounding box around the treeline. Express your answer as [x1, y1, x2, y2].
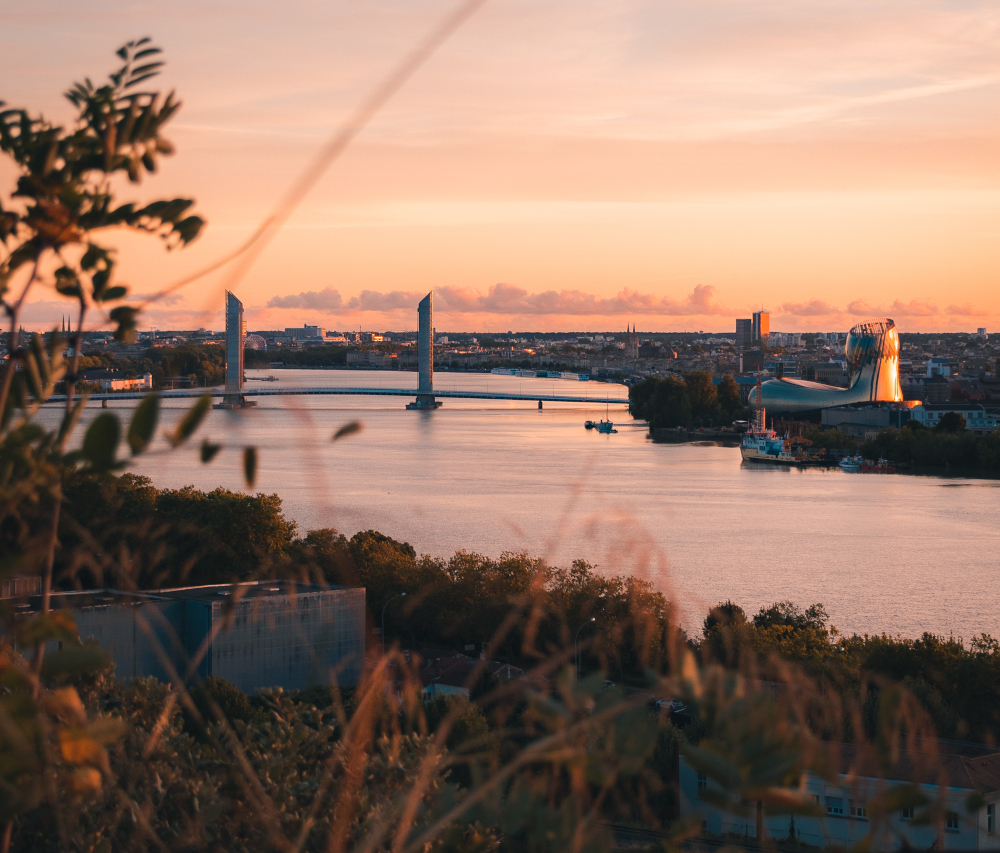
[801, 419, 1000, 473]
[52, 474, 670, 679]
[629, 372, 747, 428]
[245, 345, 349, 368]
[861, 421, 1000, 472]
[700, 599, 1000, 743]
[79, 344, 226, 388]
[49, 474, 1000, 742]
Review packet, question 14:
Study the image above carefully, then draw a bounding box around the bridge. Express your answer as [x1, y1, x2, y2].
[62, 291, 629, 409]
[53, 385, 629, 406]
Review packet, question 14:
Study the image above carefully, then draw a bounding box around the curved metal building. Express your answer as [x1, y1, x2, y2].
[748, 318, 903, 413]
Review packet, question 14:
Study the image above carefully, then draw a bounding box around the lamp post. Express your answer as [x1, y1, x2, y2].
[381, 592, 406, 654]
[575, 617, 596, 678]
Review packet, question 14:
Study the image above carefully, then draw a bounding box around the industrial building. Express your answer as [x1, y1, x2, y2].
[11, 581, 366, 693]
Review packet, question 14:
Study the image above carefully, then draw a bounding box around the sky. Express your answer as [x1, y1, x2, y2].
[2, 0, 999, 333]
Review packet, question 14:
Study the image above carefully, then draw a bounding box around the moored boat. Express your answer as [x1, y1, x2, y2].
[860, 457, 896, 474]
[839, 455, 863, 472]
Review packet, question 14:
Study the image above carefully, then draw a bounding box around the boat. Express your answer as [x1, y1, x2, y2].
[584, 420, 596, 430]
[860, 457, 896, 474]
[740, 372, 818, 465]
[594, 401, 617, 434]
[839, 455, 862, 472]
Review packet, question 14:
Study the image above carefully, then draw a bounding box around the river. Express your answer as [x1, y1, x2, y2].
[63, 368, 1000, 640]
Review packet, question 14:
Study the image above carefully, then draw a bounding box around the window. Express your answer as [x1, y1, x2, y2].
[697, 772, 707, 796]
[827, 797, 844, 816]
[851, 802, 867, 818]
[901, 807, 914, 821]
[988, 803, 995, 834]
[946, 812, 959, 832]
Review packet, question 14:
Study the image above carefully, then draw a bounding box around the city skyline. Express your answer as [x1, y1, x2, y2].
[3, 1, 999, 333]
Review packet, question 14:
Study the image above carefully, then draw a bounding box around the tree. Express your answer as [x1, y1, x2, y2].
[716, 374, 744, 421]
[685, 371, 717, 421]
[936, 411, 966, 432]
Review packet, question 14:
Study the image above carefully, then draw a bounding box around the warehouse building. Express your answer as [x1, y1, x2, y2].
[10, 581, 366, 693]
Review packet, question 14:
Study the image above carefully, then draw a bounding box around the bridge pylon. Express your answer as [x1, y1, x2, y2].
[406, 291, 441, 409]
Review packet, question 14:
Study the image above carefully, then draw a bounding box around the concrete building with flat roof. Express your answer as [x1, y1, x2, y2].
[12, 581, 366, 693]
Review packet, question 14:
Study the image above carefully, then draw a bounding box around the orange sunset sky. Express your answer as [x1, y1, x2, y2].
[3, 0, 999, 334]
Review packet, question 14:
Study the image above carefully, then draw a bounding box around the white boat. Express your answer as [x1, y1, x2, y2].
[839, 455, 863, 472]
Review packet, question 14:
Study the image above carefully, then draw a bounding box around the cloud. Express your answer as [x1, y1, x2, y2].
[264, 284, 732, 317]
[946, 303, 988, 317]
[846, 299, 938, 318]
[131, 292, 184, 307]
[268, 287, 345, 310]
[434, 283, 731, 316]
[780, 299, 840, 317]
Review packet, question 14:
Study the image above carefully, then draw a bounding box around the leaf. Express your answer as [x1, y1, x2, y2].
[127, 393, 160, 454]
[332, 421, 363, 442]
[200, 440, 221, 463]
[59, 728, 105, 765]
[82, 412, 121, 470]
[99, 285, 127, 302]
[169, 393, 211, 446]
[243, 446, 257, 488]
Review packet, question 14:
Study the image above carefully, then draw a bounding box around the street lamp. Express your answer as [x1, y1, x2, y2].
[575, 617, 596, 678]
[381, 592, 406, 653]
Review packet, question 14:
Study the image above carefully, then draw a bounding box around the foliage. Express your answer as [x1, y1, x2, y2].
[629, 373, 747, 429]
[861, 423, 1000, 472]
[246, 345, 349, 368]
[701, 599, 1000, 742]
[1, 39, 203, 353]
[802, 426, 860, 452]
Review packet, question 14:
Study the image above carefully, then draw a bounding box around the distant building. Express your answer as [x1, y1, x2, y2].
[100, 373, 153, 392]
[978, 327, 988, 339]
[927, 358, 953, 377]
[910, 402, 1000, 435]
[285, 326, 325, 340]
[735, 319, 752, 348]
[625, 325, 639, 359]
[419, 653, 525, 700]
[12, 581, 366, 692]
[903, 375, 951, 404]
[752, 311, 770, 343]
[680, 740, 1000, 851]
[740, 351, 765, 373]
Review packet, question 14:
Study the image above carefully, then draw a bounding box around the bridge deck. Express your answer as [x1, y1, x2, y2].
[47, 386, 630, 404]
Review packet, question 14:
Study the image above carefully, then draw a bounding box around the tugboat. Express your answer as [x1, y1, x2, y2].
[584, 420, 595, 430]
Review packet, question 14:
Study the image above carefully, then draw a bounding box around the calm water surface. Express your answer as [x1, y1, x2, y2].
[60, 369, 1000, 640]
